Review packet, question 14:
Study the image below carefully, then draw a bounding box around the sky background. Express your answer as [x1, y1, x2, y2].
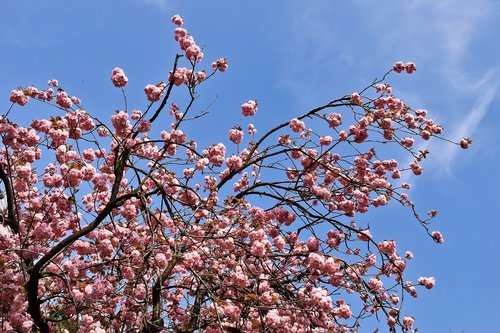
[1, 1, 499, 332]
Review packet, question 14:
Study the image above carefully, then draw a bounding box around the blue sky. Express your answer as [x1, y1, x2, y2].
[1, 1, 499, 332]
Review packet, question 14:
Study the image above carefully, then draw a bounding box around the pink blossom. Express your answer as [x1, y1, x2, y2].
[333, 302, 352, 319]
[372, 194, 388, 207]
[247, 123, 257, 135]
[400, 137, 414, 148]
[387, 316, 397, 328]
[110, 67, 128, 88]
[144, 83, 166, 102]
[289, 118, 305, 133]
[410, 161, 423, 176]
[250, 240, 268, 256]
[171, 14, 183, 26]
[226, 155, 243, 171]
[241, 100, 258, 117]
[174, 27, 187, 41]
[229, 127, 243, 144]
[278, 134, 291, 145]
[460, 138, 472, 149]
[418, 276, 436, 289]
[56, 92, 72, 109]
[403, 316, 415, 328]
[29, 86, 47, 98]
[405, 62, 417, 74]
[393, 61, 406, 73]
[327, 112, 342, 128]
[378, 240, 397, 255]
[137, 120, 151, 133]
[319, 135, 333, 145]
[368, 278, 384, 292]
[10, 90, 29, 106]
[415, 108, 427, 117]
[273, 236, 286, 251]
[431, 231, 444, 244]
[212, 57, 228, 72]
[357, 229, 372, 241]
[205, 143, 226, 167]
[350, 93, 362, 105]
[48, 79, 59, 87]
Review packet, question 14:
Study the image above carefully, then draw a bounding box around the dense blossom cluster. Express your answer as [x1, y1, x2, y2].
[0, 14, 469, 333]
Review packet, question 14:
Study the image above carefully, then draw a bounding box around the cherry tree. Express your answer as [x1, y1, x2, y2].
[0, 15, 469, 333]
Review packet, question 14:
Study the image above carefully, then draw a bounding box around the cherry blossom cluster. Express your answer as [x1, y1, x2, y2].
[393, 61, 417, 74]
[0, 14, 469, 333]
[172, 14, 204, 62]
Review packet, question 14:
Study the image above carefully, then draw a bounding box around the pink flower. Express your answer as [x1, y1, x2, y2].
[196, 70, 206, 82]
[226, 155, 243, 171]
[250, 240, 268, 256]
[410, 161, 423, 176]
[307, 253, 325, 270]
[110, 67, 128, 88]
[229, 127, 243, 144]
[212, 57, 228, 72]
[130, 109, 142, 121]
[393, 61, 406, 73]
[418, 276, 436, 289]
[171, 14, 183, 26]
[241, 100, 258, 117]
[368, 278, 383, 292]
[333, 303, 352, 319]
[460, 138, 472, 149]
[205, 143, 226, 167]
[403, 316, 415, 328]
[111, 111, 131, 136]
[319, 135, 333, 146]
[92, 173, 108, 192]
[137, 120, 151, 133]
[174, 27, 187, 41]
[247, 123, 257, 135]
[405, 251, 413, 259]
[357, 229, 372, 241]
[350, 93, 362, 105]
[415, 108, 427, 117]
[48, 79, 59, 87]
[305, 237, 320, 252]
[144, 83, 166, 102]
[378, 240, 397, 255]
[372, 195, 388, 207]
[169, 67, 191, 86]
[420, 129, 431, 140]
[289, 118, 305, 133]
[400, 137, 415, 148]
[405, 62, 417, 74]
[10, 90, 29, 106]
[431, 231, 444, 244]
[56, 92, 72, 109]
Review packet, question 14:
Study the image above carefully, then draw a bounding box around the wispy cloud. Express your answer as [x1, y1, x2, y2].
[142, 0, 169, 11]
[438, 75, 499, 172]
[280, 0, 498, 179]
[403, 0, 490, 64]
[398, 69, 498, 185]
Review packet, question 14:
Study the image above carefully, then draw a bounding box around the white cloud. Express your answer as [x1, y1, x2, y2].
[403, 0, 490, 64]
[280, 1, 498, 179]
[399, 70, 498, 184]
[142, 0, 169, 11]
[440, 75, 499, 169]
